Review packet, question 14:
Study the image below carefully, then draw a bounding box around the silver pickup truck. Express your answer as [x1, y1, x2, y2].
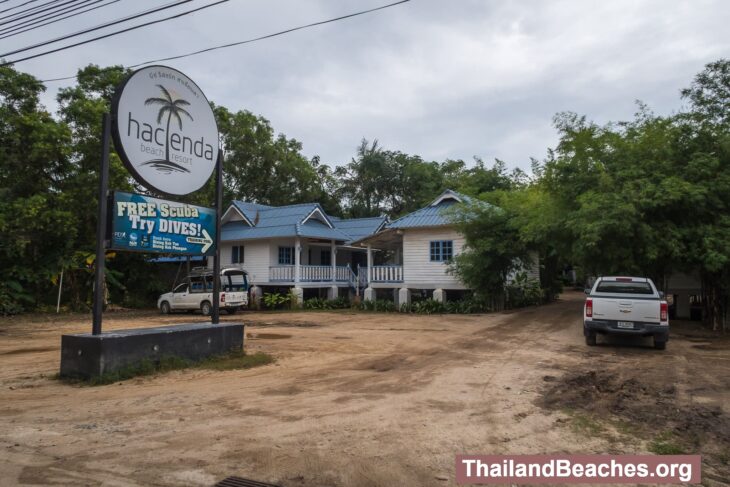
[157, 266, 249, 315]
[584, 276, 669, 350]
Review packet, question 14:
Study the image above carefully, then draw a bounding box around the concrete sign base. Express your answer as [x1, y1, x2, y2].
[60, 322, 244, 379]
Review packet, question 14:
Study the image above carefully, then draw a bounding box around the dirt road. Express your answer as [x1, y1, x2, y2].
[1, 292, 728, 486]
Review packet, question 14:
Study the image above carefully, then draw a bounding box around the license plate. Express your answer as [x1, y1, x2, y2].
[617, 321, 634, 329]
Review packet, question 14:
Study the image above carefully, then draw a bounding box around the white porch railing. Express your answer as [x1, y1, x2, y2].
[369, 265, 404, 283]
[269, 265, 351, 282]
[270, 265, 295, 282]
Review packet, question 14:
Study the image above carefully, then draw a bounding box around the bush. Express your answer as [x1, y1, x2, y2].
[0, 280, 32, 315]
[359, 299, 396, 312]
[409, 299, 446, 314]
[302, 296, 351, 310]
[505, 271, 542, 308]
[263, 292, 290, 309]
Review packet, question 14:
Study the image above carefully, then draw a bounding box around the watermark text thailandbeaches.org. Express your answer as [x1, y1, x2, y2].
[455, 454, 701, 484]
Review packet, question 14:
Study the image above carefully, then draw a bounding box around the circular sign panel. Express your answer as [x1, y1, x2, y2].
[111, 65, 219, 196]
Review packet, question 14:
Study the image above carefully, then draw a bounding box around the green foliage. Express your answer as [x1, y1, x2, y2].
[449, 202, 531, 296]
[302, 297, 350, 310]
[648, 431, 687, 455]
[411, 299, 446, 314]
[505, 272, 543, 308]
[359, 299, 396, 312]
[263, 292, 290, 309]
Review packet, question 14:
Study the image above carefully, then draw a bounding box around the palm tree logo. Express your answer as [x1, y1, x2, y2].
[142, 84, 193, 173]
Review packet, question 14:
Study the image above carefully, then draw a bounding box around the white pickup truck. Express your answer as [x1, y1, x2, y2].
[584, 276, 669, 350]
[157, 266, 249, 315]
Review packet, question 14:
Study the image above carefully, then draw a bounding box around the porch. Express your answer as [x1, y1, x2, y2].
[269, 264, 355, 283]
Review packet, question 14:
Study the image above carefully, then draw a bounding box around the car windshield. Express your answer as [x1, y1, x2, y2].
[595, 281, 653, 294]
[174, 283, 187, 293]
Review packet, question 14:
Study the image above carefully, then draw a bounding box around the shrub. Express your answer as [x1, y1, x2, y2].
[505, 271, 542, 308]
[263, 292, 290, 309]
[410, 299, 446, 314]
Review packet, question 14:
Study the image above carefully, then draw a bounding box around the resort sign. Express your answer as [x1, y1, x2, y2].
[111, 65, 219, 196]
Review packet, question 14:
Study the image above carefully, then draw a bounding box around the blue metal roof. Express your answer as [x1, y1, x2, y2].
[388, 189, 473, 229]
[222, 201, 385, 243]
[331, 216, 388, 242]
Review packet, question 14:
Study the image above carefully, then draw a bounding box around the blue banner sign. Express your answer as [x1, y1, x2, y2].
[110, 191, 216, 255]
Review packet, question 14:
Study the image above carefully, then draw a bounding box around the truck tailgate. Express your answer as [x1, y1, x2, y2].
[593, 299, 660, 323]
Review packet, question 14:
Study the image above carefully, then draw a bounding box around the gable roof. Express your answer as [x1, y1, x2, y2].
[388, 189, 472, 229]
[331, 216, 388, 242]
[221, 201, 387, 244]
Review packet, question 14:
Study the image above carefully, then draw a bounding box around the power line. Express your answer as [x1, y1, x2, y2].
[37, 0, 411, 83]
[0, 0, 82, 26]
[0, 0, 59, 20]
[0, 0, 96, 33]
[0, 0, 118, 39]
[1, 0, 193, 57]
[1, 0, 230, 66]
[0, 0, 96, 34]
[0, 0, 43, 16]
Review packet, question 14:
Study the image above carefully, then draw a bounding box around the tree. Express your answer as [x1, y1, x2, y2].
[0, 65, 72, 312]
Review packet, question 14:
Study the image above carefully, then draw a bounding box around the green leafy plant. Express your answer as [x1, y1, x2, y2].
[263, 292, 290, 309]
[505, 271, 542, 308]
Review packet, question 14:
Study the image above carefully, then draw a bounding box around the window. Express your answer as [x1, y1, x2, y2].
[595, 281, 653, 294]
[189, 276, 206, 293]
[278, 246, 294, 265]
[173, 283, 187, 294]
[430, 240, 453, 262]
[231, 245, 244, 264]
[320, 250, 331, 266]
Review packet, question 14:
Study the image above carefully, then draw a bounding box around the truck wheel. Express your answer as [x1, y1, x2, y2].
[200, 301, 212, 316]
[226, 307, 237, 315]
[585, 333, 597, 346]
[654, 338, 666, 350]
[160, 301, 171, 315]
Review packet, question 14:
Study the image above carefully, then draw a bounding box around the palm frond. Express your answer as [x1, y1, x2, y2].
[156, 84, 173, 102]
[176, 106, 194, 122]
[173, 99, 191, 107]
[157, 106, 170, 124]
[144, 97, 169, 106]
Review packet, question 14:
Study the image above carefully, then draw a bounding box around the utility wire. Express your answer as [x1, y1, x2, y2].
[0, 0, 95, 34]
[2, 0, 193, 56]
[0, 0, 58, 20]
[0, 0, 82, 26]
[0, 0, 43, 16]
[0, 0, 95, 33]
[36, 0, 411, 82]
[0, 0, 117, 39]
[1, 0, 230, 66]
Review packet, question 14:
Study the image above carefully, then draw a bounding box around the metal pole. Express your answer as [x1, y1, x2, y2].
[211, 150, 223, 324]
[56, 268, 63, 313]
[92, 113, 111, 335]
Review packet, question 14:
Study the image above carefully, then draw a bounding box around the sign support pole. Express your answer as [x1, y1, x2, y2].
[92, 113, 111, 335]
[211, 150, 223, 324]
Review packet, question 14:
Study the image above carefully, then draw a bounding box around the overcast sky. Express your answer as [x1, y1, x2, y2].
[6, 0, 730, 171]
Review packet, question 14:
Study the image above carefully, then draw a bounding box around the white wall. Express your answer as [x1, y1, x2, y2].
[402, 226, 467, 289]
[218, 240, 272, 284]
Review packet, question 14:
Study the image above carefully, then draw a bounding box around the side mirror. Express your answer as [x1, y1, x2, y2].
[584, 288, 591, 295]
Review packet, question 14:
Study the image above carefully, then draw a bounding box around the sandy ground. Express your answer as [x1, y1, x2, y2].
[0, 291, 728, 486]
